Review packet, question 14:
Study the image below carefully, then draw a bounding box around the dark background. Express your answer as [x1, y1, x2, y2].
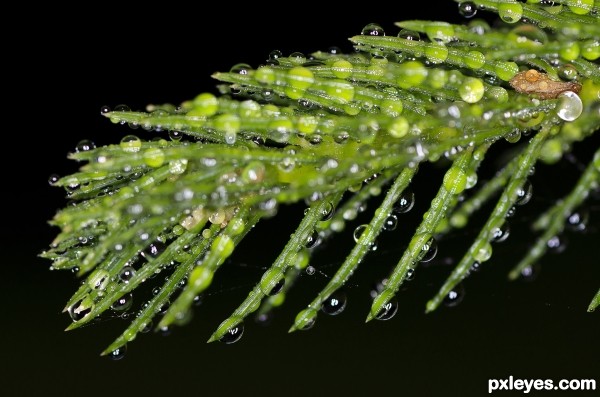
[5, 2, 599, 396]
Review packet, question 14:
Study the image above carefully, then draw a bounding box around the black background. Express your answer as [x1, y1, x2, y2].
[5, 2, 599, 396]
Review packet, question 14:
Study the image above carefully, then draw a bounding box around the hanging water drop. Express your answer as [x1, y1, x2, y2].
[353, 224, 368, 243]
[383, 215, 398, 231]
[515, 180, 532, 206]
[109, 345, 127, 361]
[100, 105, 111, 114]
[119, 266, 136, 283]
[443, 283, 465, 307]
[141, 241, 166, 260]
[321, 291, 347, 316]
[267, 278, 285, 296]
[491, 222, 510, 243]
[305, 266, 316, 276]
[305, 230, 321, 249]
[556, 91, 583, 122]
[566, 208, 588, 232]
[520, 263, 540, 281]
[547, 235, 568, 254]
[111, 293, 133, 312]
[48, 174, 60, 186]
[375, 299, 398, 321]
[393, 189, 415, 214]
[362, 23, 385, 36]
[321, 202, 335, 221]
[458, 1, 477, 18]
[219, 323, 244, 344]
[419, 238, 438, 263]
[68, 299, 92, 321]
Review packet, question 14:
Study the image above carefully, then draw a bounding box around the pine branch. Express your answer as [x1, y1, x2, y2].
[43, 0, 600, 357]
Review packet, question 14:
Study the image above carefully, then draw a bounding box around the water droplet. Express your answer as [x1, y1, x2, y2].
[547, 235, 568, 254]
[515, 180, 532, 206]
[100, 105, 111, 114]
[76, 139, 96, 153]
[141, 241, 166, 260]
[405, 268, 415, 281]
[321, 291, 347, 316]
[458, 1, 477, 17]
[383, 215, 398, 231]
[230, 63, 252, 75]
[419, 238, 438, 263]
[305, 230, 321, 249]
[168, 130, 183, 141]
[520, 263, 540, 281]
[398, 29, 420, 41]
[48, 174, 60, 186]
[362, 23, 385, 36]
[68, 299, 92, 321]
[305, 266, 316, 276]
[375, 299, 398, 321]
[498, 2, 523, 23]
[353, 224, 368, 243]
[255, 312, 273, 326]
[109, 345, 127, 361]
[443, 283, 465, 307]
[267, 278, 285, 296]
[506, 206, 517, 218]
[111, 293, 133, 312]
[491, 222, 510, 243]
[320, 202, 335, 221]
[328, 46, 341, 55]
[219, 322, 244, 344]
[119, 266, 136, 283]
[556, 91, 583, 122]
[566, 208, 588, 232]
[393, 189, 415, 214]
[120, 135, 142, 153]
[114, 104, 130, 112]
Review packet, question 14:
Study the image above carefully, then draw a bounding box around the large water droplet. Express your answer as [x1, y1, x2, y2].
[267, 278, 285, 296]
[68, 299, 92, 321]
[393, 189, 415, 214]
[383, 215, 398, 231]
[458, 1, 478, 18]
[119, 266, 136, 283]
[419, 238, 438, 263]
[48, 174, 60, 186]
[556, 91, 583, 121]
[362, 23, 385, 36]
[443, 283, 465, 307]
[353, 224, 368, 243]
[398, 29, 420, 41]
[141, 241, 166, 260]
[305, 230, 321, 249]
[109, 345, 127, 361]
[120, 135, 142, 153]
[321, 291, 347, 316]
[515, 180, 533, 206]
[230, 63, 252, 75]
[111, 293, 133, 312]
[375, 299, 398, 321]
[491, 222, 510, 243]
[100, 105, 111, 115]
[219, 322, 244, 344]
